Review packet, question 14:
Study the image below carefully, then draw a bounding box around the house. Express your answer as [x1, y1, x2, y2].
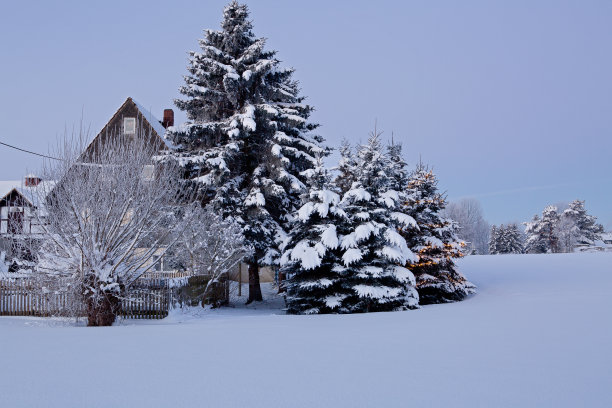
[1, 97, 175, 272]
[2, 97, 175, 236]
[0, 176, 46, 237]
[0, 176, 52, 271]
[3, 97, 271, 288]
[80, 96, 174, 157]
[2, 97, 174, 235]
[574, 232, 612, 253]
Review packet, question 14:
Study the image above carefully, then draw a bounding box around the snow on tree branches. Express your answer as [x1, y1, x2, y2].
[32, 134, 186, 326]
[525, 201, 603, 253]
[402, 163, 475, 304]
[281, 156, 349, 314]
[489, 224, 524, 254]
[336, 132, 419, 312]
[165, 1, 328, 303]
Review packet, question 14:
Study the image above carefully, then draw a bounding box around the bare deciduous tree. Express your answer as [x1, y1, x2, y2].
[444, 198, 490, 254]
[171, 203, 251, 305]
[31, 133, 184, 326]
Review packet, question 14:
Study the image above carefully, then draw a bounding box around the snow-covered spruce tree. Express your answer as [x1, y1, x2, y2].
[525, 215, 547, 254]
[334, 138, 358, 195]
[337, 131, 419, 312]
[166, 1, 327, 303]
[386, 141, 411, 193]
[540, 205, 560, 253]
[489, 225, 498, 254]
[402, 162, 475, 304]
[280, 156, 349, 314]
[386, 141, 422, 268]
[525, 206, 561, 253]
[559, 200, 603, 251]
[502, 224, 524, 254]
[497, 224, 509, 253]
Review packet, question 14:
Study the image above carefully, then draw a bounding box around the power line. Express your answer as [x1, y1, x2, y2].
[0, 141, 62, 161]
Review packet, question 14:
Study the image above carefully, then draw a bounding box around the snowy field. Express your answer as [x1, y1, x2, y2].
[1, 253, 611, 408]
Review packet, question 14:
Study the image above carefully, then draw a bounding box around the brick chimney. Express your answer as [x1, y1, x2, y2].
[162, 109, 174, 128]
[24, 174, 41, 187]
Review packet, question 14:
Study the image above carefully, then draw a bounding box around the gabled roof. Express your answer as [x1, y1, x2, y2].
[132, 99, 175, 149]
[83, 97, 174, 156]
[0, 180, 54, 208]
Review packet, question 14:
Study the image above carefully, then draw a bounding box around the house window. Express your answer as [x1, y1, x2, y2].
[7, 207, 23, 234]
[141, 165, 155, 181]
[152, 255, 163, 272]
[124, 117, 136, 135]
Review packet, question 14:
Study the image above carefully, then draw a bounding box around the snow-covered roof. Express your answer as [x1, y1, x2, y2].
[0, 179, 54, 207]
[0, 180, 21, 199]
[132, 99, 175, 149]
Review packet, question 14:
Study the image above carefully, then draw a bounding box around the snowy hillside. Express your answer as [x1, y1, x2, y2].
[1, 253, 611, 408]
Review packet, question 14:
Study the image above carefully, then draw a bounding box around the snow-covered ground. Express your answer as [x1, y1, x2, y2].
[1, 253, 611, 407]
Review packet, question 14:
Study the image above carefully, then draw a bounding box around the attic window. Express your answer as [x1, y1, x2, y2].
[124, 117, 136, 135]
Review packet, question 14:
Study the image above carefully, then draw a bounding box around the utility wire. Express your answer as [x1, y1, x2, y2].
[0, 141, 62, 161]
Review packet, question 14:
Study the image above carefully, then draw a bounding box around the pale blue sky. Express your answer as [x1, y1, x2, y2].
[0, 0, 610, 227]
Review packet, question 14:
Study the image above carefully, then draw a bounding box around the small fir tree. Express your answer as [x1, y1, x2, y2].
[489, 225, 498, 254]
[541, 205, 560, 253]
[338, 131, 419, 312]
[280, 157, 349, 314]
[497, 224, 509, 253]
[386, 141, 410, 192]
[525, 215, 547, 253]
[334, 138, 358, 195]
[525, 206, 560, 253]
[403, 162, 475, 304]
[504, 223, 524, 254]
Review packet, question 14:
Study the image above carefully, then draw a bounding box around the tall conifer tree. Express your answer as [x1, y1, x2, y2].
[525, 214, 547, 253]
[166, 1, 327, 302]
[561, 200, 603, 249]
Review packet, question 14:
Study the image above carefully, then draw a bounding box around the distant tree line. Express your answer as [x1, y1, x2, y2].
[445, 198, 603, 256]
[524, 200, 603, 254]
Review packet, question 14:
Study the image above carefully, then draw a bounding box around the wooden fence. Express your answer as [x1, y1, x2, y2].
[0, 278, 172, 319]
[0, 279, 75, 317]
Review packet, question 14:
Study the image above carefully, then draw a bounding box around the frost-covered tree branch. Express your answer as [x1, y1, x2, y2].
[171, 203, 251, 303]
[30, 131, 186, 326]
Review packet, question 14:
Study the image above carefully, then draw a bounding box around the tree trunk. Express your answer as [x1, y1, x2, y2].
[86, 291, 120, 326]
[277, 268, 285, 294]
[246, 261, 263, 304]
